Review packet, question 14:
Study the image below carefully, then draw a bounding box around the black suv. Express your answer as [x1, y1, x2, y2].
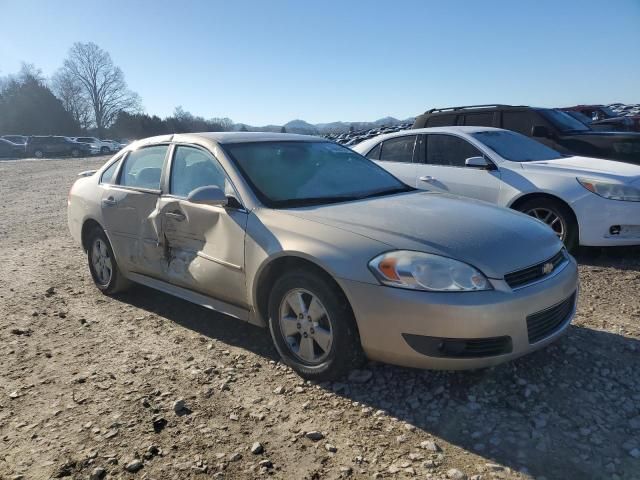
[25, 136, 92, 158]
[412, 104, 640, 164]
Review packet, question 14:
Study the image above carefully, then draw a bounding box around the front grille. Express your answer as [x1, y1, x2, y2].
[526, 292, 576, 344]
[505, 250, 567, 289]
[403, 334, 513, 358]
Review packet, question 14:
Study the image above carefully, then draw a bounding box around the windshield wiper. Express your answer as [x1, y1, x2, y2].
[274, 195, 361, 208]
[356, 186, 415, 200]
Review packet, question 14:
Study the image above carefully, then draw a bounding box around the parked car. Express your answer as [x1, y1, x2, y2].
[561, 111, 610, 131]
[562, 105, 640, 132]
[412, 105, 640, 164]
[1, 135, 28, 145]
[100, 139, 123, 152]
[0, 138, 25, 158]
[68, 132, 578, 380]
[73, 137, 112, 154]
[26, 136, 93, 158]
[354, 126, 640, 250]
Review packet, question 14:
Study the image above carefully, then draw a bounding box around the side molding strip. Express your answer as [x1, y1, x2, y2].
[127, 272, 250, 322]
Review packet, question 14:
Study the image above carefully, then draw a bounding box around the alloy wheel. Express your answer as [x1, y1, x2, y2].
[278, 288, 333, 364]
[91, 238, 113, 286]
[525, 207, 566, 240]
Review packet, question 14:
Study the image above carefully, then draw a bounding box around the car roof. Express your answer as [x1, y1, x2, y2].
[162, 132, 323, 144]
[353, 126, 503, 152]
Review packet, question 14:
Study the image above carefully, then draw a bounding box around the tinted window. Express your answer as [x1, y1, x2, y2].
[472, 130, 563, 162]
[223, 141, 412, 208]
[100, 159, 121, 184]
[501, 111, 539, 135]
[366, 143, 381, 160]
[538, 109, 590, 132]
[463, 112, 494, 127]
[119, 145, 168, 190]
[170, 146, 228, 198]
[426, 114, 456, 127]
[379, 136, 416, 163]
[426, 134, 483, 167]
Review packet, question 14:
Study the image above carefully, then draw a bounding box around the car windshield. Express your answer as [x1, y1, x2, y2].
[538, 109, 590, 132]
[223, 141, 413, 208]
[566, 111, 592, 124]
[600, 106, 618, 118]
[472, 130, 564, 162]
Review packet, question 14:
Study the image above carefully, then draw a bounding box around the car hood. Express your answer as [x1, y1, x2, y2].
[280, 192, 562, 279]
[561, 130, 640, 141]
[521, 156, 640, 184]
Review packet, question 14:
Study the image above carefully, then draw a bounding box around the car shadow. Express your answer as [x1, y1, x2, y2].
[574, 245, 640, 270]
[115, 284, 640, 480]
[116, 284, 279, 361]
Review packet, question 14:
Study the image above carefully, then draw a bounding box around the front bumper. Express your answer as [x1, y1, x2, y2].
[573, 194, 640, 246]
[339, 256, 579, 370]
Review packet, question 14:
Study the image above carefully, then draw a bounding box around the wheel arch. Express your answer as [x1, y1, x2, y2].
[253, 254, 357, 333]
[508, 191, 579, 233]
[81, 218, 106, 252]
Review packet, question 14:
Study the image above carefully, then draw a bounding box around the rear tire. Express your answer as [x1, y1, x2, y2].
[34, 149, 44, 158]
[87, 227, 131, 295]
[267, 269, 364, 381]
[516, 197, 578, 251]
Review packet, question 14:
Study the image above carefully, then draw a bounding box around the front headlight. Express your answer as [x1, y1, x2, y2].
[369, 251, 491, 292]
[577, 178, 640, 202]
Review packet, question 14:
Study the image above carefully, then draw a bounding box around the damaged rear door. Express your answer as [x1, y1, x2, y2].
[100, 145, 169, 274]
[155, 145, 248, 308]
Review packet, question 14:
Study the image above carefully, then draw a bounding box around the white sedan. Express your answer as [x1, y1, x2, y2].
[354, 127, 640, 250]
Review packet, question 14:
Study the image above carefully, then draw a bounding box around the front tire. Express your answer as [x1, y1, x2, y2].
[267, 269, 364, 381]
[516, 198, 578, 251]
[87, 227, 130, 294]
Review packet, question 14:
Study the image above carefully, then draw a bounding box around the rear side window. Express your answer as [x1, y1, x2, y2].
[379, 135, 416, 163]
[463, 112, 494, 127]
[100, 159, 121, 184]
[119, 145, 168, 190]
[425, 114, 456, 127]
[425, 134, 483, 167]
[365, 143, 381, 160]
[502, 111, 539, 135]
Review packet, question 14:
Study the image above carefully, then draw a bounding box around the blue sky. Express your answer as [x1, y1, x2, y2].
[1, 0, 639, 125]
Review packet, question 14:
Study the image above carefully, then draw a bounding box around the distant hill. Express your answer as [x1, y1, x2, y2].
[233, 116, 415, 135]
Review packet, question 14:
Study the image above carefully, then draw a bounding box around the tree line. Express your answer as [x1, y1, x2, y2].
[0, 42, 235, 140]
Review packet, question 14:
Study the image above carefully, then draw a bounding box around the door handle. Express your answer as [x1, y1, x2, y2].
[102, 196, 117, 207]
[166, 211, 186, 222]
[419, 175, 436, 183]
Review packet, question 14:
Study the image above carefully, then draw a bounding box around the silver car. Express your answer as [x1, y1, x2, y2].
[68, 133, 579, 380]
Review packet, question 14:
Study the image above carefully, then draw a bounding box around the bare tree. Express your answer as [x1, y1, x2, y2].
[61, 42, 140, 136]
[51, 69, 93, 130]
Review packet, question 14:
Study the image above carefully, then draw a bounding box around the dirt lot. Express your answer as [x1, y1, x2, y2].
[1, 157, 639, 480]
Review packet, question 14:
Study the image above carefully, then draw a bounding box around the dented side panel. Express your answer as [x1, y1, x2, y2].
[154, 197, 249, 308]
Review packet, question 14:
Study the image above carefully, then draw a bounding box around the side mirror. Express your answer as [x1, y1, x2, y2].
[187, 186, 228, 207]
[465, 156, 494, 170]
[531, 125, 550, 138]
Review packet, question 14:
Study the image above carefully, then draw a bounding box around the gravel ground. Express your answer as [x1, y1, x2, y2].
[1, 157, 639, 480]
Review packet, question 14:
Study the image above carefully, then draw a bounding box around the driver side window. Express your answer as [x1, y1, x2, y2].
[170, 146, 228, 198]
